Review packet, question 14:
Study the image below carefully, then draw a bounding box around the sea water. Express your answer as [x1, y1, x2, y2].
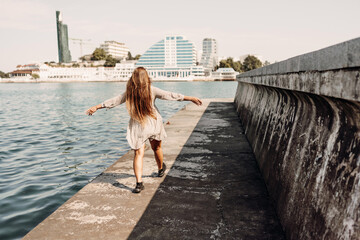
[0, 81, 237, 239]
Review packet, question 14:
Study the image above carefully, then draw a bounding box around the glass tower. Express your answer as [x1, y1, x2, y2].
[56, 11, 72, 63]
[200, 38, 218, 71]
[136, 35, 196, 67]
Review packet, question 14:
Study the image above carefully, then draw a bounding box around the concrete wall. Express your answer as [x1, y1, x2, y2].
[234, 37, 360, 240]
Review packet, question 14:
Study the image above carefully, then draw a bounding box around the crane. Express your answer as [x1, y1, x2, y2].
[69, 38, 92, 58]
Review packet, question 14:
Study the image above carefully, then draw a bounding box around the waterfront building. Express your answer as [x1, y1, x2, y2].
[8, 62, 136, 82]
[136, 35, 204, 79]
[8, 35, 216, 82]
[39, 62, 135, 81]
[100, 61, 136, 80]
[56, 11, 72, 63]
[211, 68, 239, 81]
[7, 60, 210, 82]
[100, 41, 130, 60]
[9, 64, 40, 78]
[200, 38, 218, 74]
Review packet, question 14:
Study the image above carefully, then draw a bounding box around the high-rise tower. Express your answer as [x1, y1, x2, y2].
[200, 38, 218, 72]
[56, 11, 72, 63]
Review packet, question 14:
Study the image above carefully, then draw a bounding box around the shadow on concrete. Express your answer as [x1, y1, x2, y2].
[112, 182, 132, 192]
[94, 172, 158, 192]
[127, 102, 285, 239]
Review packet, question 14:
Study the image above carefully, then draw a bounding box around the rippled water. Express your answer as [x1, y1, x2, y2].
[0, 81, 237, 239]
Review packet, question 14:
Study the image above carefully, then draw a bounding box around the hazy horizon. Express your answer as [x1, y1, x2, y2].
[0, 0, 359, 72]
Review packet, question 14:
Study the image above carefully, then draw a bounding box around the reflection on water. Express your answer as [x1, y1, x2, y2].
[0, 81, 237, 239]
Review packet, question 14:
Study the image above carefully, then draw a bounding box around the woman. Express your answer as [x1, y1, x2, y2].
[86, 67, 202, 193]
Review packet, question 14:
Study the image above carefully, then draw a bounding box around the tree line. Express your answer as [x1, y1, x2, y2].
[215, 55, 270, 73]
[0, 71, 10, 78]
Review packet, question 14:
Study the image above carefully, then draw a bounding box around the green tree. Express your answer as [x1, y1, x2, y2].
[232, 61, 243, 73]
[127, 52, 133, 60]
[219, 60, 231, 68]
[217, 58, 243, 72]
[263, 60, 271, 66]
[91, 48, 107, 61]
[226, 57, 234, 67]
[104, 55, 119, 67]
[31, 73, 40, 79]
[134, 54, 141, 60]
[0, 71, 10, 78]
[242, 55, 263, 72]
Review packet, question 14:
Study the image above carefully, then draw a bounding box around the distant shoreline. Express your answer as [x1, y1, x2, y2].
[0, 79, 236, 83]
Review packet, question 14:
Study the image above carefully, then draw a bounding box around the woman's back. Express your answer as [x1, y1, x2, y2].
[85, 67, 202, 193]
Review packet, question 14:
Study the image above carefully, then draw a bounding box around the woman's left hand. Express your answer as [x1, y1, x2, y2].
[86, 106, 98, 115]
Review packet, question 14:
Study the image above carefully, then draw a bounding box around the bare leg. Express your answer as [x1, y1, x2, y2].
[133, 144, 145, 183]
[150, 140, 164, 170]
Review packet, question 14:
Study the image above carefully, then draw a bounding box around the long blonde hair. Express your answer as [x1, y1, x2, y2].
[126, 67, 157, 125]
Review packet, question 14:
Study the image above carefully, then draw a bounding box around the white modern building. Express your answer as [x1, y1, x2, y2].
[100, 41, 129, 60]
[136, 35, 205, 80]
[100, 61, 136, 80]
[211, 68, 239, 81]
[7, 63, 134, 82]
[200, 38, 218, 74]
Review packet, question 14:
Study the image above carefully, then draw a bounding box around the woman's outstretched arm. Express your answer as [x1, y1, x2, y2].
[86, 104, 104, 115]
[86, 92, 126, 115]
[153, 87, 202, 105]
[183, 96, 202, 106]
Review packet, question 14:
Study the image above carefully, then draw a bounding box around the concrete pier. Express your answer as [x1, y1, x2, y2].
[24, 99, 284, 239]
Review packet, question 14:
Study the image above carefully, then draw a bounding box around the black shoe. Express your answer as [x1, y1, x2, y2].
[132, 182, 144, 193]
[158, 163, 167, 177]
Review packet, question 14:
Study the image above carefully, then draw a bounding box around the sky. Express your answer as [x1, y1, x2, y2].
[0, 0, 359, 72]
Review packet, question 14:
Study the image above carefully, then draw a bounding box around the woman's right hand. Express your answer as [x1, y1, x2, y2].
[190, 97, 202, 106]
[184, 96, 202, 106]
[86, 105, 99, 115]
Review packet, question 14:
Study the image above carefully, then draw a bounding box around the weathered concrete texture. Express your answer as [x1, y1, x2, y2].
[24, 99, 284, 240]
[128, 102, 284, 239]
[235, 82, 360, 240]
[239, 37, 360, 78]
[237, 37, 360, 102]
[237, 69, 360, 102]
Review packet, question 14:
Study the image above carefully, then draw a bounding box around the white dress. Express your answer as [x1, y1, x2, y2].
[102, 86, 184, 149]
